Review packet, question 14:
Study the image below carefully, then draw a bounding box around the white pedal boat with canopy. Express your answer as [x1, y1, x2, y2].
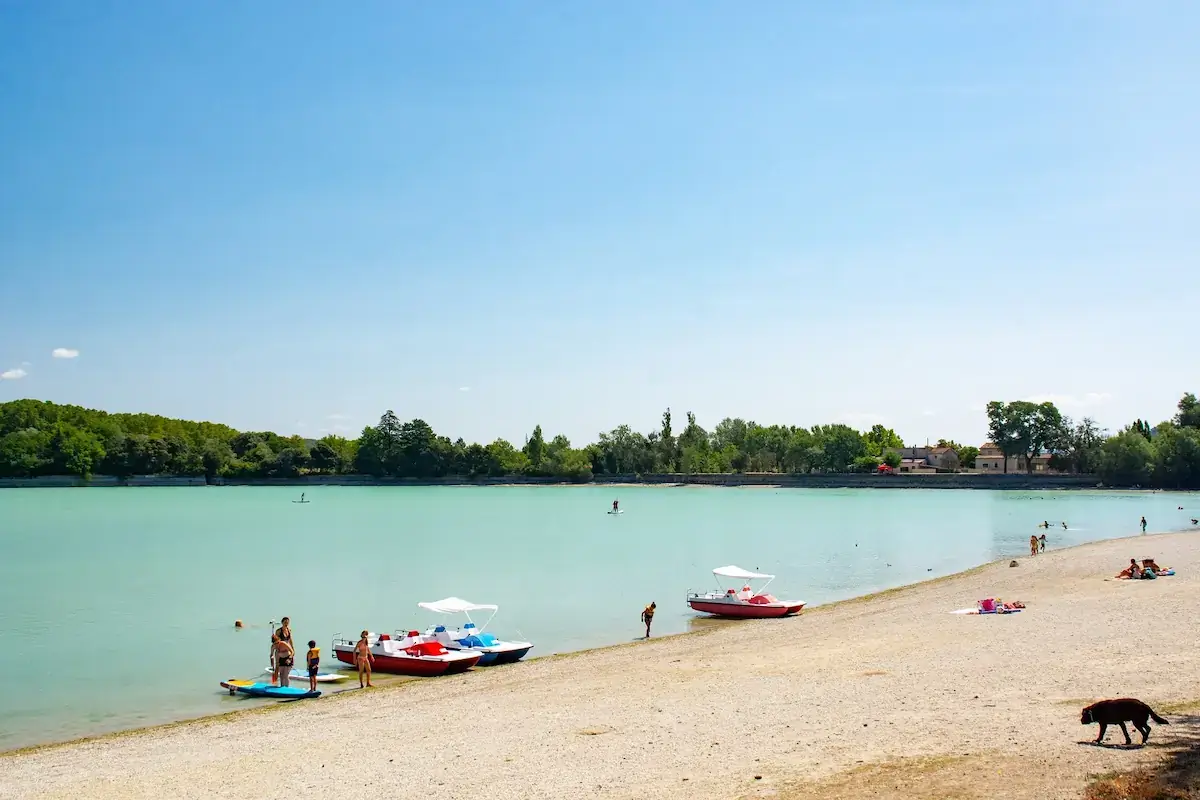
[418, 597, 533, 666]
[687, 565, 805, 618]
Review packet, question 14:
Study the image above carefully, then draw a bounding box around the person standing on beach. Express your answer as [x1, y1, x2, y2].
[272, 634, 295, 687]
[305, 640, 320, 692]
[354, 630, 374, 688]
[641, 602, 656, 638]
[1039, 534, 1047, 553]
[1030, 535, 1039, 556]
[273, 617, 295, 686]
[1141, 516, 1148, 534]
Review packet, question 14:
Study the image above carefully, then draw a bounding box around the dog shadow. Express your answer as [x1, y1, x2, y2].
[1078, 713, 1200, 793]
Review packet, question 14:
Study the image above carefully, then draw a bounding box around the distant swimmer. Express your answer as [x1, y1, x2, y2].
[1061, 522, 1068, 530]
[1192, 519, 1198, 525]
[1038, 520, 1050, 529]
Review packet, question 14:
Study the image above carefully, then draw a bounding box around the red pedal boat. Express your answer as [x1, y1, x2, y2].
[332, 631, 481, 676]
[687, 565, 805, 618]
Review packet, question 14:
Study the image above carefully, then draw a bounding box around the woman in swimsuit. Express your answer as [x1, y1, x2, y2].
[354, 630, 374, 688]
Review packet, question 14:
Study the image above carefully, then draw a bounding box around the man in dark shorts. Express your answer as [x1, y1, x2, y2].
[273, 634, 295, 687]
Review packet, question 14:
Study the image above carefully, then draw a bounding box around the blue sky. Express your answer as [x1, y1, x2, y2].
[2, 1, 1197, 447]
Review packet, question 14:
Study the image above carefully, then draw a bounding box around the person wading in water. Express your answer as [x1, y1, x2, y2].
[641, 602, 656, 638]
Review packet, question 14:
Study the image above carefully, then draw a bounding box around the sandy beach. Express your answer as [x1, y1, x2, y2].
[4, 531, 1198, 800]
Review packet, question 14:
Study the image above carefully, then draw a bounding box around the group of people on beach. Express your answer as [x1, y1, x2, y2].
[1116, 558, 1169, 580]
[271, 620, 379, 689]
[269, 617, 322, 692]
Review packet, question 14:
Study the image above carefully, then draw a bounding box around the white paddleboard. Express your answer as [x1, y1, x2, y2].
[607, 510, 623, 515]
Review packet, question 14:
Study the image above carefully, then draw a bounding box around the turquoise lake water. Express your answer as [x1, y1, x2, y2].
[0, 486, 1195, 750]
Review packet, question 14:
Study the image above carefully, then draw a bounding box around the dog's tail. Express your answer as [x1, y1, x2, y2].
[1148, 707, 1170, 726]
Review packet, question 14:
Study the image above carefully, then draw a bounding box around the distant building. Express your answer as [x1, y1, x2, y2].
[884, 446, 960, 473]
[975, 442, 1058, 473]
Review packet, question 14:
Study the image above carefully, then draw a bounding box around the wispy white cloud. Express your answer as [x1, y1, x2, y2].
[458, 386, 471, 392]
[1023, 392, 1113, 409]
[52, 348, 79, 359]
[1, 367, 28, 380]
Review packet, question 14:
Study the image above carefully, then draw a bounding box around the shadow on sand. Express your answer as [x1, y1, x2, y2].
[1083, 712, 1200, 799]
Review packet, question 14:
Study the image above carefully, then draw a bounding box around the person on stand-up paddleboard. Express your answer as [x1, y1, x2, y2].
[612, 499, 619, 513]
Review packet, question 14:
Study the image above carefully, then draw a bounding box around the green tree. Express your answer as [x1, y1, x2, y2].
[523, 425, 547, 472]
[863, 425, 903, 456]
[1050, 417, 1106, 474]
[957, 446, 979, 469]
[54, 426, 106, 478]
[1097, 429, 1155, 487]
[1175, 393, 1200, 429]
[883, 450, 902, 468]
[811, 424, 866, 472]
[1151, 423, 1200, 489]
[987, 400, 1065, 474]
[985, 402, 1020, 474]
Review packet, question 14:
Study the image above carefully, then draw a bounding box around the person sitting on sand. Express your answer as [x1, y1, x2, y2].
[1141, 558, 1169, 576]
[1117, 559, 1142, 579]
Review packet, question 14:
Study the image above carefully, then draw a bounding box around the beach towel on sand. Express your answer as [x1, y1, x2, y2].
[950, 608, 1023, 615]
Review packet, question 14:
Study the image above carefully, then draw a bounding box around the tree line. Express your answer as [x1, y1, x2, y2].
[0, 400, 911, 481]
[984, 393, 1200, 488]
[1, 394, 1196, 488]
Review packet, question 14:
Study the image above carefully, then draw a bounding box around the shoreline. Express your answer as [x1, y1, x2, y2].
[0, 472, 1118, 490]
[0, 532, 1159, 758]
[5, 529, 1199, 799]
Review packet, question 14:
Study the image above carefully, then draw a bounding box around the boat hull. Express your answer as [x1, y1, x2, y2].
[332, 646, 480, 677]
[687, 598, 805, 618]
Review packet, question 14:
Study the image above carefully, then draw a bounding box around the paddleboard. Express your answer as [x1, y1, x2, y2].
[221, 679, 320, 700]
[292, 500, 310, 504]
[264, 668, 346, 683]
[607, 510, 624, 515]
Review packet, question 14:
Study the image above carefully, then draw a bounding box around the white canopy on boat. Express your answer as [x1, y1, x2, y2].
[417, 597, 499, 614]
[712, 565, 775, 580]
